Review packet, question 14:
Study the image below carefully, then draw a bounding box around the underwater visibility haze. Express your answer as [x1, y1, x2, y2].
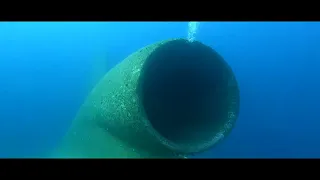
[0, 22, 319, 158]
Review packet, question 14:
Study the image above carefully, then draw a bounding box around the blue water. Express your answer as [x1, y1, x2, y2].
[0, 22, 319, 158]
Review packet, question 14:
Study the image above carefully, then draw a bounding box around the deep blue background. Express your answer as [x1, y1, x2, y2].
[0, 22, 319, 158]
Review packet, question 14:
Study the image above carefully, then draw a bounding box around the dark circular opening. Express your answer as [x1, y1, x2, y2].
[139, 39, 231, 146]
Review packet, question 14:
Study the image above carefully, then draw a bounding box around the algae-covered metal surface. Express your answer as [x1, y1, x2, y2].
[54, 38, 239, 158]
[55, 39, 177, 158]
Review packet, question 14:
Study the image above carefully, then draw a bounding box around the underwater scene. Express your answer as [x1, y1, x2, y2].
[0, 22, 319, 158]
